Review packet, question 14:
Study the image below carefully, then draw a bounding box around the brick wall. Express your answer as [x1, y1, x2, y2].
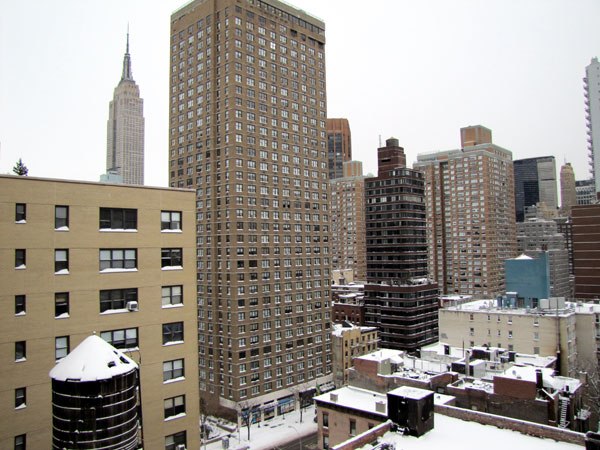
[331, 421, 392, 450]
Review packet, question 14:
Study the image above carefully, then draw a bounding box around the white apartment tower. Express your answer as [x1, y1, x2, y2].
[168, 0, 332, 418]
[585, 57, 600, 194]
[106, 33, 145, 185]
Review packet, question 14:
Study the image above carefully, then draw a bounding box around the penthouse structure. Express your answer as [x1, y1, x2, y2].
[0, 175, 199, 450]
[363, 138, 438, 351]
[415, 125, 517, 297]
[326, 118, 352, 179]
[169, 0, 332, 416]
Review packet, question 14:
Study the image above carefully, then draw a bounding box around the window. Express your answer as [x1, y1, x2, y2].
[162, 248, 183, 268]
[163, 322, 184, 344]
[55, 205, 69, 229]
[15, 249, 25, 268]
[99, 249, 137, 271]
[15, 388, 26, 409]
[15, 295, 25, 315]
[100, 328, 138, 349]
[54, 249, 69, 273]
[164, 395, 186, 419]
[323, 435, 329, 449]
[165, 431, 186, 450]
[100, 288, 137, 313]
[55, 336, 69, 360]
[161, 211, 182, 230]
[55, 292, 69, 317]
[14, 435, 26, 450]
[163, 359, 185, 381]
[349, 419, 356, 436]
[99, 207, 137, 230]
[323, 412, 329, 428]
[162, 285, 183, 306]
[15, 341, 26, 361]
[15, 203, 26, 222]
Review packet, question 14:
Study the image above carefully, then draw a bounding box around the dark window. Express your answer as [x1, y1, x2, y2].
[15, 388, 26, 408]
[55, 293, 69, 317]
[163, 359, 185, 381]
[349, 419, 356, 436]
[55, 205, 69, 229]
[162, 285, 183, 306]
[15, 341, 25, 360]
[15, 204, 26, 222]
[15, 249, 26, 268]
[161, 211, 182, 230]
[14, 434, 26, 450]
[100, 328, 138, 349]
[100, 288, 138, 312]
[165, 431, 186, 450]
[99, 249, 137, 270]
[161, 248, 183, 268]
[164, 395, 186, 419]
[15, 295, 25, 315]
[99, 207, 137, 230]
[323, 412, 329, 428]
[54, 249, 69, 272]
[163, 322, 184, 344]
[55, 336, 69, 360]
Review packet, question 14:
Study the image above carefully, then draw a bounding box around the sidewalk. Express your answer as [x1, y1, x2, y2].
[206, 404, 318, 450]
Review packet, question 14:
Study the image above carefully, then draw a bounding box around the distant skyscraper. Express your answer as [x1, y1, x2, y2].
[327, 118, 352, 179]
[330, 161, 366, 280]
[576, 179, 596, 205]
[106, 33, 144, 185]
[560, 163, 577, 216]
[363, 138, 438, 351]
[415, 126, 517, 297]
[513, 156, 558, 222]
[585, 57, 600, 193]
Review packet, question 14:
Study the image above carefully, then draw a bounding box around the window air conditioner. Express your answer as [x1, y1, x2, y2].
[126, 301, 139, 312]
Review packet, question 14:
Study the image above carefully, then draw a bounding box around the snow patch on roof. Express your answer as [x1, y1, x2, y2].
[49, 335, 137, 382]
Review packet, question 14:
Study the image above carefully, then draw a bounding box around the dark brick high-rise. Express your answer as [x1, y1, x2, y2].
[363, 138, 438, 351]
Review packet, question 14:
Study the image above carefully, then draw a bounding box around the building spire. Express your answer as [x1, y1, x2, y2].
[120, 26, 133, 82]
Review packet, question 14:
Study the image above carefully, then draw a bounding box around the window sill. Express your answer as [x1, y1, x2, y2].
[162, 266, 183, 271]
[15, 265, 26, 270]
[55, 269, 69, 275]
[54, 227, 69, 232]
[165, 412, 186, 422]
[99, 229, 138, 233]
[163, 340, 184, 347]
[162, 304, 184, 309]
[15, 358, 26, 363]
[15, 312, 26, 317]
[100, 268, 138, 274]
[15, 220, 26, 224]
[100, 309, 128, 315]
[164, 376, 185, 384]
[161, 229, 182, 233]
[55, 313, 70, 319]
[14, 404, 26, 410]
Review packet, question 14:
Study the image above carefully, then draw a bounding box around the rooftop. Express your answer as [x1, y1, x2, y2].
[314, 386, 387, 416]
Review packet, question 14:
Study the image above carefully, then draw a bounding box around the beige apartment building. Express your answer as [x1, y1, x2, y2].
[0, 175, 199, 450]
[169, 0, 332, 417]
[439, 299, 578, 377]
[332, 323, 378, 386]
[330, 161, 366, 280]
[415, 125, 517, 297]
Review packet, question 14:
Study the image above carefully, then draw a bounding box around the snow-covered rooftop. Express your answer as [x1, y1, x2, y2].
[314, 386, 387, 416]
[445, 299, 575, 317]
[356, 349, 404, 363]
[49, 335, 138, 382]
[357, 413, 582, 450]
[498, 366, 581, 392]
[389, 386, 432, 400]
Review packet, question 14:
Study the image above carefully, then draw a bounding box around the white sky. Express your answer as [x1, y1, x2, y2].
[1, 0, 599, 188]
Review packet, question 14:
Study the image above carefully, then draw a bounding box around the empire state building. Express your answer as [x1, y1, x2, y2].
[106, 33, 144, 185]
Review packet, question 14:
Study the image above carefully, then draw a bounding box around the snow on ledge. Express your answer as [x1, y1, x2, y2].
[15, 220, 26, 224]
[99, 229, 138, 233]
[14, 404, 26, 410]
[15, 358, 26, 363]
[162, 303, 184, 309]
[100, 268, 138, 274]
[161, 266, 183, 271]
[163, 340, 184, 347]
[55, 313, 70, 319]
[161, 229, 183, 233]
[15, 311, 26, 317]
[164, 412, 186, 422]
[54, 226, 69, 232]
[54, 269, 69, 275]
[164, 376, 185, 385]
[15, 265, 26, 270]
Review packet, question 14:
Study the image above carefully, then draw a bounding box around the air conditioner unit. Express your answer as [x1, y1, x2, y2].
[175, 445, 186, 450]
[126, 301, 139, 312]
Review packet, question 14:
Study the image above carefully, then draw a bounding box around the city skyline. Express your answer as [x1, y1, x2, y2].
[1, 1, 599, 187]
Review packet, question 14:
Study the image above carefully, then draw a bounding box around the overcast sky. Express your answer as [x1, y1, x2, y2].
[1, 0, 599, 190]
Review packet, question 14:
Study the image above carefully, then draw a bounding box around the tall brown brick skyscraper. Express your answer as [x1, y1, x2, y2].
[327, 118, 352, 179]
[415, 126, 517, 297]
[363, 138, 439, 351]
[169, 0, 332, 418]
